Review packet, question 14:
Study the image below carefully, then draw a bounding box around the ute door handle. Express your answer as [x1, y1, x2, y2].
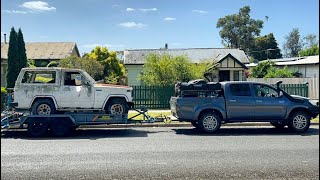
[256, 100, 262, 103]
[229, 100, 237, 102]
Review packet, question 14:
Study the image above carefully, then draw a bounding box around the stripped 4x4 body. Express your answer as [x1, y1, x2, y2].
[12, 67, 133, 115]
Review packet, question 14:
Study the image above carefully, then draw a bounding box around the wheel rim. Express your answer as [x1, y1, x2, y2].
[203, 116, 218, 131]
[37, 104, 51, 115]
[293, 115, 307, 130]
[110, 104, 124, 114]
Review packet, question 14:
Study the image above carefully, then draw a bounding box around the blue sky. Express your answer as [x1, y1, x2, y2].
[1, 0, 319, 54]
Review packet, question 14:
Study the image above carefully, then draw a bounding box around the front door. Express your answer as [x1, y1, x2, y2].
[219, 70, 230, 82]
[226, 83, 255, 120]
[58, 71, 94, 109]
[252, 84, 287, 120]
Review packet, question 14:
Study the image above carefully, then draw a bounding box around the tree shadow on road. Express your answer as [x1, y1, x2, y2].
[1, 128, 150, 140]
[173, 126, 319, 136]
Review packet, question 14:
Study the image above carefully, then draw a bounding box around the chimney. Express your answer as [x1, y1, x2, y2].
[4, 33, 7, 44]
[165, 43, 168, 49]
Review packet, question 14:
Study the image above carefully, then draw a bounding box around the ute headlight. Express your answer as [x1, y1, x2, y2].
[309, 100, 319, 106]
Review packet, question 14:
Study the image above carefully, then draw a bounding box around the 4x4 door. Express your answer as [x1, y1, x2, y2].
[252, 84, 287, 120]
[58, 71, 94, 109]
[226, 84, 255, 120]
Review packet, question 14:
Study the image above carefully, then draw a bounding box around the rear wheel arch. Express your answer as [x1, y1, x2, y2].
[31, 98, 57, 115]
[31, 97, 58, 109]
[198, 109, 223, 122]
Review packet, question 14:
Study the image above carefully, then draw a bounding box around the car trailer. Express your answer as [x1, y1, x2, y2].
[1, 106, 172, 137]
[1, 92, 172, 137]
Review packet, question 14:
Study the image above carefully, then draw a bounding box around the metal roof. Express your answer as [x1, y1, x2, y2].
[1, 42, 80, 60]
[123, 48, 250, 64]
[246, 55, 319, 67]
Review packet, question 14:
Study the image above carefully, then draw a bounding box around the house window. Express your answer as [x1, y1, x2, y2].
[233, 71, 244, 81]
[234, 71, 240, 81]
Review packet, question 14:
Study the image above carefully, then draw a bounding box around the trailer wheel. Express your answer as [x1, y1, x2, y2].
[198, 112, 221, 133]
[105, 98, 129, 114]
[27, 118, 49, 137]
[50, 118, 71, 137]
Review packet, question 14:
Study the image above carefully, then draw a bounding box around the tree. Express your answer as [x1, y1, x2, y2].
[298, 45, 319, 56]
[283, 28, 303, 57]
[264, 66, 293, 78]
[17, 28, 27, 70]
[250, 60, 275, 78]
[303, 34, 318, 48]
[6, 27, 20, 88]
[59, 56, 104, 80]
[139, 53, 219, 86]
[250, 33, 282, 61]
[216, 6, 264, 52]
[84, 46, 126, 83]
[298, 34, 319, 56]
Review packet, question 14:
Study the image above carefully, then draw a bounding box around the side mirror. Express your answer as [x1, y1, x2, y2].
[75, 75, 82, 86]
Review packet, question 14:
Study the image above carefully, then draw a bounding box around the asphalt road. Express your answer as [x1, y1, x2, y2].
[1, 125, 319, 180]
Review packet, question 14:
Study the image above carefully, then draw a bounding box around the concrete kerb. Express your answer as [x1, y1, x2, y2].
[81, 122, 319, 128]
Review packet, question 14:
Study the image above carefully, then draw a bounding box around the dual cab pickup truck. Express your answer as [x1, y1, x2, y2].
[170, 81, 319, 133]
[12, 68, 134, 115]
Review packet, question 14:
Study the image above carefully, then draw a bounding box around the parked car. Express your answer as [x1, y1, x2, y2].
[12, 67, 134, 115]
[170, 81, 319, 133]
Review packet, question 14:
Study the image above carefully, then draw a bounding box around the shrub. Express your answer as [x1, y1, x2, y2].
[1, 87, 7, 111]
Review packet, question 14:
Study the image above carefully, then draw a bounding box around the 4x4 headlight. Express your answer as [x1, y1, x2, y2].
[309, 100, 319, 106]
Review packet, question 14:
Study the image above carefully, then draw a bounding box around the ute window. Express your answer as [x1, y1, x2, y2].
[253, 84, 279, 97]
[22, 71, 56, 84]
[230, 84, 251, 96]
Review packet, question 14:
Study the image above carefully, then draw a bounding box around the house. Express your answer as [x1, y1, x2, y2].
[1, 42, 80, 87]
[123, 47, 250, 86]
[246, 55, 319, 78]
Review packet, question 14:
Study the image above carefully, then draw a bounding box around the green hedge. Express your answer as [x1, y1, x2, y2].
[1, 87, 7, 111]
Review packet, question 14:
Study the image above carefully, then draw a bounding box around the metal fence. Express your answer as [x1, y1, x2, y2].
[0, 84, 310, 111]
[132, 83, 309, 109]
[132, 86, 175, 109]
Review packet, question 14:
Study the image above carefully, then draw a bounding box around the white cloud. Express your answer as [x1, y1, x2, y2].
[164, 17, 176, 21]
[112, 5, 119, 8]
[126, 8, 135, 11]
[21, 1, 56, 12]
[192, 10, 208, 14]
[119, 22, 147, 28]
[1, 10, 28, 14]
[139, 8, 157, 12]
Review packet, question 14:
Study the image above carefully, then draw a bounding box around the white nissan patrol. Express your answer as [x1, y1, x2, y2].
[12, 67, 134, 115]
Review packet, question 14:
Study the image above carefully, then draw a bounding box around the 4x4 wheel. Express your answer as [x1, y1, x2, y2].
[105, 98, 129, 114]
[288, 111, 311, 133]
[198, 112, 221, 133]
[31, 99, 57, 115]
